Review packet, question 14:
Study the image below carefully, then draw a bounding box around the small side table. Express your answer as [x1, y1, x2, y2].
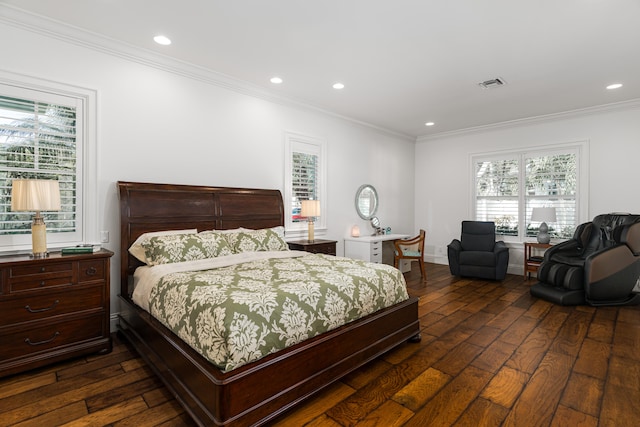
[288, 239, 337, 255]
[524, 242, 552, 280]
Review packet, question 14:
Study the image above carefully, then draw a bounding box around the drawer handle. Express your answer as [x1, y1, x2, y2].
[86, 267, 98, 276]
[25, 331, 60, 346]
[25, 300, 60, 313]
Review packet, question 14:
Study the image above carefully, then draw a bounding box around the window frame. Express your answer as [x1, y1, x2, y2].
[0, 70, 97, 253]
[283, 130, 327, 237]
[470, 141, 589, 242]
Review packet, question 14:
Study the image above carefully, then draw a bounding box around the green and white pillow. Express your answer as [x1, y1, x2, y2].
[129, 229, 198, 263]
[223, 227, 289, 253]
[142, 232, 233, 265]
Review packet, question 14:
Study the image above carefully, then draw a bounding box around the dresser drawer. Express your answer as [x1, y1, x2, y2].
[79, 259, 106, 283]
[10, 261, 74, 278]
[288, 239, 337, 255]
[305, 242, 336, 255]
[370, 242, 382, 263]
[0, 313, 105, 361]
[9, 261, 74, 293]
[0, 285, 104, 326]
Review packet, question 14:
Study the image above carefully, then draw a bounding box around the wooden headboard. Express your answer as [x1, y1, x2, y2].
[118, 181, 284, 296]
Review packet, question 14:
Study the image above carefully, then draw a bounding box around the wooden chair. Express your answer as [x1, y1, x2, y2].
[394, 229, 426, 281]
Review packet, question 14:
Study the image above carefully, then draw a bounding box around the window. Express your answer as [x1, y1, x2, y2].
[473, 143, 587, 240]
[284, 131, 326, 235]
[0, 74, 95, 252]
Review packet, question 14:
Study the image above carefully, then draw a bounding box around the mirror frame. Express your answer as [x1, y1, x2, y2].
[355, 184, 379, 220]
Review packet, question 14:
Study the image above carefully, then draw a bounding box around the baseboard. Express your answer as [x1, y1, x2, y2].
[110, 313, 119, 333]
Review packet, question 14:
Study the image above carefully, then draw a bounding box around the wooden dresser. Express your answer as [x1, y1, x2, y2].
[287, 239, 337, 255]
[0, 249, 113, 377]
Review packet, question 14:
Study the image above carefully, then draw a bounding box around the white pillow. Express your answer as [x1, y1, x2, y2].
[129, 229, 197, 263]
[199, 227, 248, 234]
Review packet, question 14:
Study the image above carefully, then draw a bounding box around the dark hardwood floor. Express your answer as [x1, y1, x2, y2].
[1, 262, 639, 426]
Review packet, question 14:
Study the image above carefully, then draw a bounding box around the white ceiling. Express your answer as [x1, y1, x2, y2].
[3, 0, 640, 138]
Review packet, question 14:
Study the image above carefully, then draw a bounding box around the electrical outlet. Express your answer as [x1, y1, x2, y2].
[100, 231, 109, 243]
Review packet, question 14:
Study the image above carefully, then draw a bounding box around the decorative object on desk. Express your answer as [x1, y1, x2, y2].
[386, 227, 391, 235]
[370, 216, 383, 235]
[61, 244, 101, 254]
[531, 207, 556, 244]
[301, 199, 321, 242]
[355, 184, 378, 220]
[10, 179, 61, 258]
[351, 225, 360, 237]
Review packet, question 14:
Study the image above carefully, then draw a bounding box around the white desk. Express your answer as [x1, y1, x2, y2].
[344, 234, 409, 265]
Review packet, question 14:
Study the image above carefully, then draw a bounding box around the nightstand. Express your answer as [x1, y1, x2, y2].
[287, 239, 337, 255]
[524, 242, 552, 280]
[0, 249, 113, 377]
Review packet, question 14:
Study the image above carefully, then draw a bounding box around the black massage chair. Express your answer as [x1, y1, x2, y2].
[530, 213, 640, 306]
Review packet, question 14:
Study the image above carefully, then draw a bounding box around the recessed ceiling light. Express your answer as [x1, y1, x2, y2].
[332, 82, 345, 90]
[606, 83, 623, 90]
[153, 35, 172, 46]
[270, 77, 283, 84]
[425, 122, 435, 127]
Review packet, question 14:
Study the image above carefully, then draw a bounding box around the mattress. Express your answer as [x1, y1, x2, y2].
[132, 251, 409, 372]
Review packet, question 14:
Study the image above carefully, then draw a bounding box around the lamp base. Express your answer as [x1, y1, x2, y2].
[31, 214, 49, 256]
[536, 221, 551, 244]
[308, 220, 315, 242]
[30, 252, 50, 258]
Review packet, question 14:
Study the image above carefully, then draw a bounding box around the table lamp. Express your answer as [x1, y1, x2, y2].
[11, 179, 61, 257]
[301, 200, 320, 242]
[531, 207, 556, 244]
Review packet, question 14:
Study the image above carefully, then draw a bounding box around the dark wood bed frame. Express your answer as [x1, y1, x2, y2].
[117, 181, 420, 426]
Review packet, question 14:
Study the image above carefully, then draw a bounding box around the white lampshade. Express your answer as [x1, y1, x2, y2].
[11, 179, 61, 212]
[301, 200, 321, 218]
[531, 207, 557, 223]
[11, 179, 61, 258]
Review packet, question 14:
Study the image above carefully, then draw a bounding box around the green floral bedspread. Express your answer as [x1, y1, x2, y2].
[147, 254, 409, 372]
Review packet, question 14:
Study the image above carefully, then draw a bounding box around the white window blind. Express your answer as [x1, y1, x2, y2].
[474, 146, 581, 240]
[475, 157, 519, 236]
[0, 82, 84, 251]
[524, 151, 577, 239]
[284, 131, 326, 234]
[291, 151, 319, 223]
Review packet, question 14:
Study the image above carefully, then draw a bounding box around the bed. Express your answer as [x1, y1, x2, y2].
[117, 181, 421, 426]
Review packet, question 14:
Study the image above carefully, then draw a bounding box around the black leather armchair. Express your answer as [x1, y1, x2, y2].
[448, 221, 510, 280]
[530, 213, 640, 306]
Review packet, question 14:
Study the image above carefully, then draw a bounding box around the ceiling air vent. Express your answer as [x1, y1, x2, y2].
[478, 77, 506, 89]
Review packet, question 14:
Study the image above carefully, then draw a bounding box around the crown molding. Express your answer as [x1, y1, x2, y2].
[416, 98, 640, 143]
[0, 4, 415, 143]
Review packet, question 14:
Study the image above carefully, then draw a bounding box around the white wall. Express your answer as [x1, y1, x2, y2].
[415, 105, 640, 274]
[1, 21, 416, 327]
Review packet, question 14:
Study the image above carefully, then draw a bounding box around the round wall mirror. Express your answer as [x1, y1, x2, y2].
[355, 184, 379, 220]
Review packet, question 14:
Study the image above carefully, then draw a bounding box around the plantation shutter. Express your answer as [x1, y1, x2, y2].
[0, 90, 79, 239]
[475, 157, 519, 236]
[291, 151, 319, 223]
[524, 151, 577, 239]
[473, 147, 579, 239]
[284, 131, 326, 234]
